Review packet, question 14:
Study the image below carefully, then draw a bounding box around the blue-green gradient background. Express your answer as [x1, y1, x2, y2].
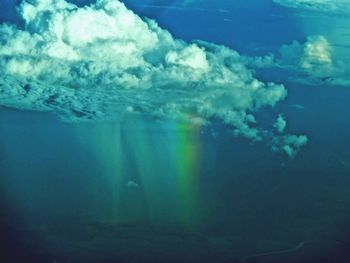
[1, 1, 350, 262]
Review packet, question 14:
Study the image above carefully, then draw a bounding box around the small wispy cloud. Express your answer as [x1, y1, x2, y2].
[134, 3, 231, 14]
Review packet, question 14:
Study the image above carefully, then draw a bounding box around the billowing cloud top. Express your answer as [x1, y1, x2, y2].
[273, 0, 350, 14]
[0, 0, 307, 157]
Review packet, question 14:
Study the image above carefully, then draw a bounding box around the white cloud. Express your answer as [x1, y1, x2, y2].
[274, 35, 350, 85]
[246, 35, 350, 87]
[301, 36, 332, 71]
[279, 35, 334, 76]
[166, 44, 210, 71]
[273, 114, 287, 133]
[273, 0, 350, 15]
[0, 0, 307, 156]
[272, 135, 308, 158]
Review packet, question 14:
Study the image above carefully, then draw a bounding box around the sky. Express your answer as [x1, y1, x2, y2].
[0, 0, 349, 158]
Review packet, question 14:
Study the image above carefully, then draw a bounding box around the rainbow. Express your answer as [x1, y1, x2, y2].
[171, 120, 201, 229]
[76, 116, 202, 229]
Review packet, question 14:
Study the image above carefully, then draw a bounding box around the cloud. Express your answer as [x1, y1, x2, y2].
[301, 36, 332, 72]
[273, 0, 350, 15]
[130, 2, 230, 14]
[280, 36, 333, 75]
[273, 35, 350, 85]
[246, 35, 350, 87]
[0, 0, 307, 156]
[273, 114, 287, 133]
[272, 134, 308, 158]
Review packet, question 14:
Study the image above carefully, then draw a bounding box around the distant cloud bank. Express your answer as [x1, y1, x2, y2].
[0, 0, 307, 157]
[273, 0, 350, 14]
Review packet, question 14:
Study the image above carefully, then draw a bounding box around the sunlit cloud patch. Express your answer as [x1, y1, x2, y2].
[252, 36, 350, 87]
[0, 0, 307, 156]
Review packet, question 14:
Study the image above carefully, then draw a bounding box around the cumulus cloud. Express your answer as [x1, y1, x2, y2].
[301, 36, 332, 72]
[273, 0, 350, 15]
[272, 134, 308, 158]
[273, 35, 350, 85]
[0, 0, 307, 156]
[247, 35, 350, 87]
[273, 114, 286, 133]
[280, 36, 333, 74]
